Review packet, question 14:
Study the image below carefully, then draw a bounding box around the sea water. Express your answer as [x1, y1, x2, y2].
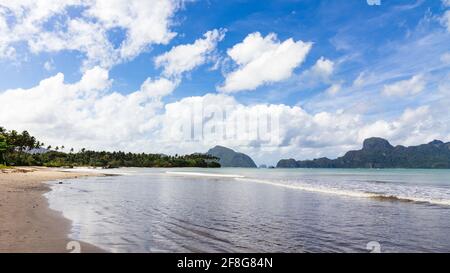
[45, 168, 450, 253]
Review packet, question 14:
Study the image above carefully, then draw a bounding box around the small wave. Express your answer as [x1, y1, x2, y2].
[235, 178, 450, 207]
[61, 167, 129, 176]
[368, 194, 450, 207]
[235, 178, 374, 198]
[165, 171, 245, 178]
[368, 195, 415, 203]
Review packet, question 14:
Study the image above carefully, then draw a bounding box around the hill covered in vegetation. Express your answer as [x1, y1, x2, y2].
[207, 146, 257, 168]
[277, 137, 450, 169]
[0, 127, 220, 168]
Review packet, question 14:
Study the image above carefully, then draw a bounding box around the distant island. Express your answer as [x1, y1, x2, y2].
[0, 126, 220, 168]
[207, 146, 257, 168]
[277, 137, 450, 169]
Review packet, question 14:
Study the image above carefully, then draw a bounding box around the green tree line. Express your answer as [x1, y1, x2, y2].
[0, 126, 220, 168]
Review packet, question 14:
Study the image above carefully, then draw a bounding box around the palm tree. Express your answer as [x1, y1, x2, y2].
[0, 135, 8, 165]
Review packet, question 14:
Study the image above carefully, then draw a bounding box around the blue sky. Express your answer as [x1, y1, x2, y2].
[1, 0, 450, 164]
[2, 0, 446, 98]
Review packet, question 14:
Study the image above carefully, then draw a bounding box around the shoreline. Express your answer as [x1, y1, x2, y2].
[0, 167, 105, 253]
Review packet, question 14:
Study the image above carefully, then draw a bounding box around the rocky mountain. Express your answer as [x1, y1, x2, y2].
[207, 146, 257, 168]
[276, 137, 450, 169]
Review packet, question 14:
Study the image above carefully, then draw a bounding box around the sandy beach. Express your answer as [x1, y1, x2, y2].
[0, 167, 104, 253]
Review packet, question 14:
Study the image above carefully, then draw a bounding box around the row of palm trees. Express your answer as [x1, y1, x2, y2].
[0, 126, 221, 168]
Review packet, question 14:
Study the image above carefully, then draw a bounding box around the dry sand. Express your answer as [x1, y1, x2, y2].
[0, 167, 104, 253]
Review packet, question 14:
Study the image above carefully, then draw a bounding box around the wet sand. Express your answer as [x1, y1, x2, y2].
[0, 167, 104, 253]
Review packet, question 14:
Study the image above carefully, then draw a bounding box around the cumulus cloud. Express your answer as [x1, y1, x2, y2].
[158, 93, 362, 160]
[357, 106, 443, 146]
[0, 67, 177, 151]
[442, 10, 450, 32]
[155, 29, 226, 77]
[382, 74, 426, 96]
[0, 0, 182, 67]
[310, 57, 335, 79]
[159, 93, 449, 163]
[218, 32, 312, 93]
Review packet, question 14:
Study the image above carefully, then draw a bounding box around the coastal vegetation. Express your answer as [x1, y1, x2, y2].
[0, 126, 220, 168]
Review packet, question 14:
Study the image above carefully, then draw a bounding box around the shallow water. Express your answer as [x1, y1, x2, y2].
[46, 168, 450, 253]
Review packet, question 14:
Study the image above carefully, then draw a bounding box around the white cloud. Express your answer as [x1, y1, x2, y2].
[159, 93, 449, 163]
[44, 60, 55, 71]
[155, 29, 226, 77]
[441, 52, 450, 64]
[0, 0, 182, 68]
[218, 32, 312, 93]
[382, 74, 426, 96]
[325, 84, 342, 96]
[442, 10, 450, 32]
[357, 106, 441, 146]
[262, 56, 336, 101]
[0, 67, 177, 150]
[29, 18, 118, 69]
[139, 77, 178, 98]
[353, 72, 369, 87]
[86, 0, 179, 61]
[443, 0, 450, 7]
[311, 57, 335, 79]
[159, 93, 362, 160]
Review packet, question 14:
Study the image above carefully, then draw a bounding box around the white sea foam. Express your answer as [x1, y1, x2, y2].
[61, 167, 132, 176]
[234, 177, 450, 207]
[165, 171, 245, 178]
[235, 177, 376, 198]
